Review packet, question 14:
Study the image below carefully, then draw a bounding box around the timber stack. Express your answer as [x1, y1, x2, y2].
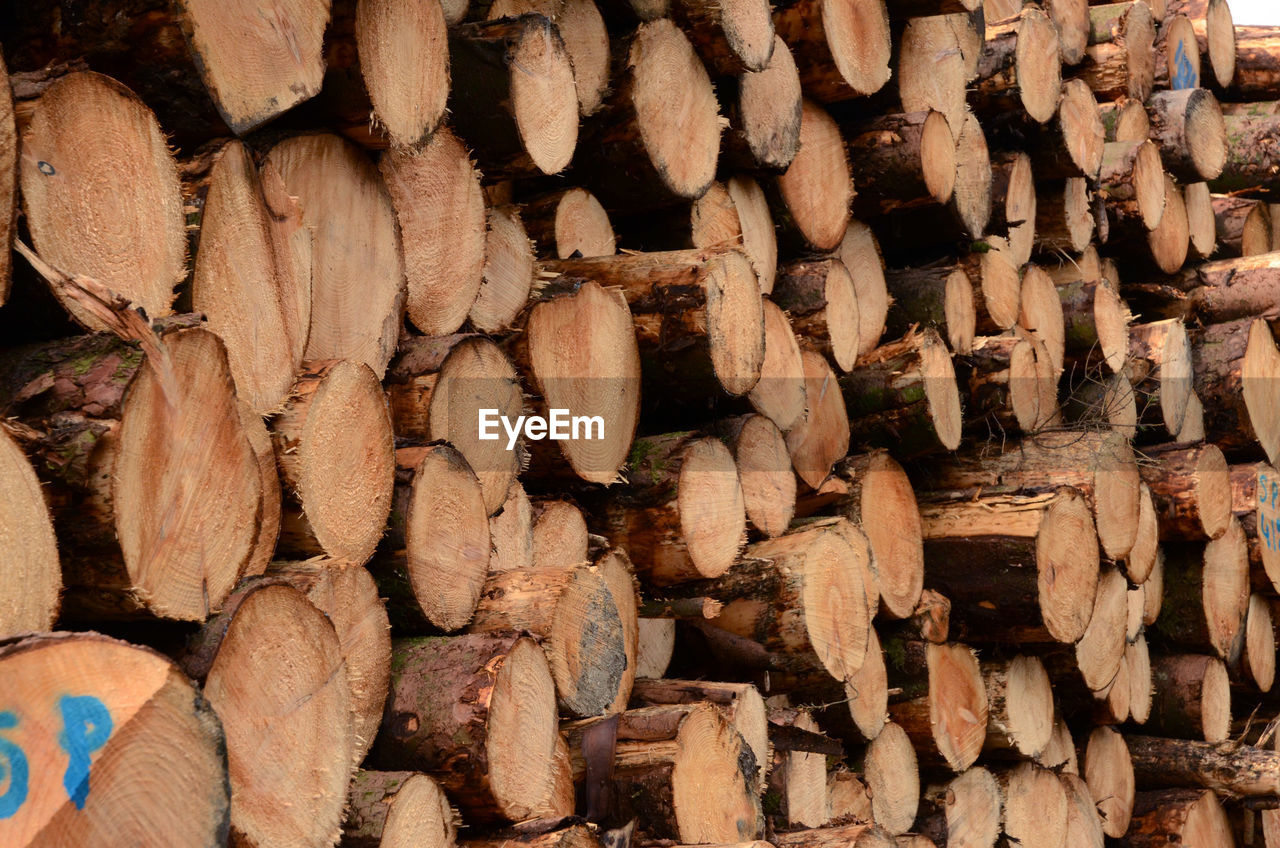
[7, 0, 1280, 846]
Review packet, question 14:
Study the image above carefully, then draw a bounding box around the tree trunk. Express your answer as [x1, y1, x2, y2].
[1099, 139, 1168, 236]
[1128, 735, 1280, 796]
[1151, 518, 1249, 659]
[521, 187, 617, 260]
[674, 519, 873, 686]
[1119, 788, 1234, 847]
[597, 432, 746, 585]
[376, 444, 490, 633]
[845, 110, 957, 217]
[884, 264, 977, 356]
[887, 642, 990, 773]
[767, 707, 833, 828]
[981, 655, 1054, 758]
[765, 100, 855, 252]
[183, 582, 354, 848]
[510, 280, 641, 485]
[271, 359, 395, 566]
[564, 703, 764, 843]
[770, 0, 891, 102]
[370, 632, 564, 823]
[1213, 194, 1273, 256]
[1139, 442, 1233, 541]
[1155, 13, 1202, 89]
[1072, 1, 1156, 101]
[913, 767, 1003, 848]
[1210, 109, 1280, 195]
[920, 488, 1101, 644]
[1147, 88, 1227, 183]
[1036, 177, 1096, 254]
[18, 70, 186, 330]
[380, 126, 485, 337]
[962, 330, 1059, 438]
[720, 35, 803, 172]
[0, 423, 60, 636]
[266, 133, 404, 377]
[819, 451, 926, 619]
[1229, 25, 1280, 100]
[575, 20, 721, 209]
[1147, 653, 1232, 742]
[998, 761, 1070, 848]
[342, 770, 456, 848]
[265, 561, 391, 767]
[385, 334, 523, 514]
[186, 139, 310, 415]
[447, 15, 578, 178]
[468, 554, 637, 719]
[839, 328, 964, 457]
[714, 413, 795, 539]
[969, 8, 1063, 125]
[0, 325, 262, 622]
[541, 248, 764, 403]
[773, 258, 862, 373]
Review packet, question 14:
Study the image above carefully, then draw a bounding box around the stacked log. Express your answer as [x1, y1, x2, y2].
[7, 4, 1280, 848]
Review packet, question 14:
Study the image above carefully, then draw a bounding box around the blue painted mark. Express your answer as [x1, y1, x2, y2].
[1173, 41, 1197, 89]
[57, 696, 111, 810]
[0, 711, 29, 819]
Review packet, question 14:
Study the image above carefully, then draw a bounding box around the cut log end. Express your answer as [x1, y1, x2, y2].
[117, 329, 262, 620]
[1038, 489, 1102, 643]
[179, 0, 328, 133]
[484, 637, 562, 820]
[929, 642, 989, 772]
[777, 100, 854, 251]
[727, 177, 778, 295]
[283, 359, 396, 565]
[0, 633, 231, 846]
[921, 331, 965, 451]
[786, 349, 851, 490]
[1003, 762, 1069, 848]
[866, 723, 920, 835]
[526, 280, 641, 484]
[508, 16, 579, 175]
[952, 111, 993, 238]
[823, 0, 892, 96]
[861, 452, 926, 619]
[552, 188, 615, 259]
[344, 771, 456, 848]
[921, 110, 958, 204]
[707, 251, 768, 398]
[1002, 655, 1055, 758]
[400, 444, 490, 632]
[355, 0, 450, 148]
[1018, 9, 1066, 123]
[1148, 175, 1190, 275]
[749, 298, 805, 429]
[560, 0, 610, 116]
[1204, 0, 1237, 88]
[473, 205, 535, 333]
[202, 584, 353, 847]
[1186, 91, 1227, 181]
[944, 267, 977, 355]
[679, 437, 747, 581]
[839, 221, 890, 358]
[734, 36, 801, 171]
[1059, 79, 1106, 180]
[1084, 726, 1135, 837]
[381, 127, 485, 337]
[732, 414, 796, 538]
[632, 19, 722, 198]
[0, 425, 60, 635]
[20, 71, 184, 329]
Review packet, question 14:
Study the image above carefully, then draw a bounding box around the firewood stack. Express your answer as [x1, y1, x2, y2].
[7, 0, 1280, 846]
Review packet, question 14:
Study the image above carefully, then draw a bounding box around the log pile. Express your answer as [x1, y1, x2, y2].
[8, 2, 1280, 848]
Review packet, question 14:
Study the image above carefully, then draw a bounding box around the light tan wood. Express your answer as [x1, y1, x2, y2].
[0, 632, 231, 846]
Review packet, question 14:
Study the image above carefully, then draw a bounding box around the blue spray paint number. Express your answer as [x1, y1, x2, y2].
[57, 696, 112, 810]
[0, 712, 29, 820]
[1173, 41, 1197, 89]
[0, 695, 112, 818]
